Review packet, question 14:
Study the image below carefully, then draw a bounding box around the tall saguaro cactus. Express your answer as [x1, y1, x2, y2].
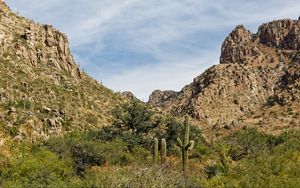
[153, 138, 159, 164]
[161, 138, 167, 163]
[177, 116, 195, 173]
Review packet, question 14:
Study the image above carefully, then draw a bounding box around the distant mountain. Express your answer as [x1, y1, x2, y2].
[0, 1, 126, 153]
[149, 18, 300, 135]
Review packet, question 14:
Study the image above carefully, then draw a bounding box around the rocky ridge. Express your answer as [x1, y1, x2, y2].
[148, 90, 177, 106]
[0, 1, 126, 155]
[149, 18, 300, 135]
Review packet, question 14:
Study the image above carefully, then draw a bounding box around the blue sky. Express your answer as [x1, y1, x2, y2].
[5, 0, 300, 100]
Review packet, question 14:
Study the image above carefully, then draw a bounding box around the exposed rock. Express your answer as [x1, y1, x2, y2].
[220, 25, 257, 64]
[148, 90, 177, 106]
[150, 18, 300, 134]
[42, 106, 52, 113]
[8, 107, 16, 115]
[257, 19, 300, 50]
[0, 1, 126, 152]
[0, 2, 80, 78]
[121, 91, 140, 101]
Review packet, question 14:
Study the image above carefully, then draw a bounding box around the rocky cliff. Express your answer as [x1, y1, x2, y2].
[149, 19, 300, 135]
[0, 1, 126, 154]
[148, 90, 177, 106]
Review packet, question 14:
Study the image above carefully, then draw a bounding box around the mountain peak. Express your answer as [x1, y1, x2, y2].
[149, 18, 300, 135]
[148, 90, 177, 106]
[257, 19, 300, 50]
[220, 24, 253, 64]
[220, 19, 300, 65]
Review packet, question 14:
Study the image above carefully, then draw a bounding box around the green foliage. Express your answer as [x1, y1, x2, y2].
[93, 101, 164, 148]
[1, 127, 299, 187]
[44, 133, 135, 175]
[1, 149, 75, 188]
[202, 130, 300, 188]
[94, 102, 204, 154]
[7, 125, 19, 137]
[112, 101, 158, 134]
[227, 128, 286, 155]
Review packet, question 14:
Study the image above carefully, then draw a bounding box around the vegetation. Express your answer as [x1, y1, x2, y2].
[0, 102, 299, 187]
[153, 137, 159, 164]
[176, 116, 195, 173]
[153, 137, 167, 164]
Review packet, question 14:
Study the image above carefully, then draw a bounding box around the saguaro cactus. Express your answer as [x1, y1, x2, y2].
[161, 138, 167, 163]
[153, 138, 167, 164]
[177, 116, 194, 173]
[153, 138, 159, 164]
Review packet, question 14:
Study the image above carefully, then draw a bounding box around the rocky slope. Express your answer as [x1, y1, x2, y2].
[148, 90, 177, 106]
[0, 1, 126, 154]
[149, 18, 300, 135]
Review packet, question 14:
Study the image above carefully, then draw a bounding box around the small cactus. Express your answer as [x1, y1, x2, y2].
[161, 138, 167, 163]
[177, 116, 194, 173]
[153, 138, 159, 164]
[153, 138, 167, 164]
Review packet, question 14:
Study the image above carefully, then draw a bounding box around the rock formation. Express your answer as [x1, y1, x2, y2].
[148, 90, 177, 106]
[0, 1, 126, 153]
[149, 19, 300, 134]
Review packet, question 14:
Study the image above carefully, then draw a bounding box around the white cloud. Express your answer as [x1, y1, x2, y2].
[103, 50, 219, 101]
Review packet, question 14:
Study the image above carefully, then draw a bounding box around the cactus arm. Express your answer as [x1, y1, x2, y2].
[177, 138, 183, 147]
[187, 140, 194, 150]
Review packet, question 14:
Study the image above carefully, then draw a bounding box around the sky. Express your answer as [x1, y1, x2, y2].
[5, 0, 300, 101]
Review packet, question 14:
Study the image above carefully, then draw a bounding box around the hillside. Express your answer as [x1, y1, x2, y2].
[0, 1, 126, 155]
[149, 19, 300, 136]
[0, 2, 299, 187]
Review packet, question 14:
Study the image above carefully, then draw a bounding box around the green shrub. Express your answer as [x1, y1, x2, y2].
[1, 149, 75, 188]
[112, 101, 158, 134]
[93, 101, 165, 148]
[201, 130, 300, 188]
[45, 133, 135, 174]
[228, 128, 285, 155]
[95, 102, 205, 153]
[131, 146, 151, 164]
[70, 140, 106, 175]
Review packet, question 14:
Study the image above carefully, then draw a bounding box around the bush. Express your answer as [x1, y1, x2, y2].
[93, 101, 165, 148]
[1, 149, 75, 187]
[45, 133, 135, 174]
[201, 130, 300, 188]
[70, 140, 106, 175]
[112, 101, 159, 134]
[227, 128, 285, 155]
[94, 102, 205, 154]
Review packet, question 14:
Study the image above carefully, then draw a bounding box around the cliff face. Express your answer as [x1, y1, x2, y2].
[148, 90, 177, 106]
[0, 2, 80, 77]
[149, 19, 300, 134]
[0, 1, 125, 153]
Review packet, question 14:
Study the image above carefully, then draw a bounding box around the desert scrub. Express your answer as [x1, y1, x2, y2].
[78, 165, 193, 188]
[1, 149, 76, 188]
